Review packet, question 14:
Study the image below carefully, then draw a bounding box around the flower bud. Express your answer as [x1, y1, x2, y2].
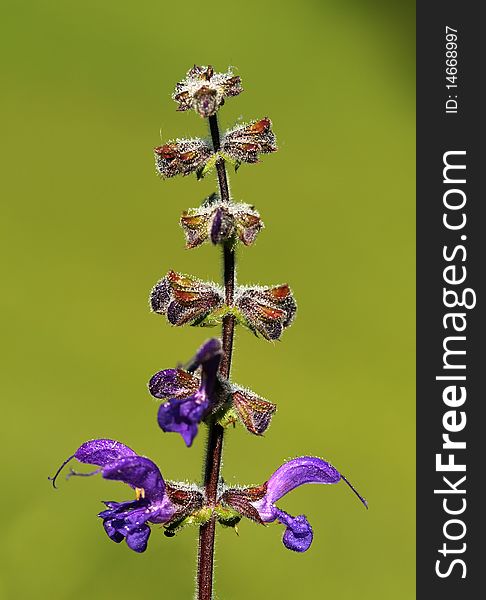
[180, 197, 263, 249]
[173, 65, 243, 118]
[231, 388, 276, 435]
[154, 138, 212, 178]
[235, 284, 297, 340]
[221, 118, 277, 165]
[150, 270, 224, 327]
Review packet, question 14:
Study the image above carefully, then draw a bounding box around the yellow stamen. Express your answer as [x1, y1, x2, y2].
[135, 487, 145, 500]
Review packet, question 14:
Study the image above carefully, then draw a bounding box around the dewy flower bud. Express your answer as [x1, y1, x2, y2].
[154, 138, 213, 178]
[235, 284, 297, 340]
[231, 387, 276, 435]
[221, 118, 277, 164]
[150, 270, 224, 327]
[173, 65, 243, 118]
[180, 196, 263, 249]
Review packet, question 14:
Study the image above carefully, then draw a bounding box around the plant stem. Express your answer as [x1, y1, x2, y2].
[197, 114, 236, 600]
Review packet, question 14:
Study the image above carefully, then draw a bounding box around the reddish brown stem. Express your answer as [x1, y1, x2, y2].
[197, 114, 236, 600]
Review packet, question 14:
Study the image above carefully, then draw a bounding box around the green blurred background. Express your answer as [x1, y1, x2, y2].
[0, 1, 415, 598]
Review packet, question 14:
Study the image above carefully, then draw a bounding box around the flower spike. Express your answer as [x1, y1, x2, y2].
[51, 64, 367, 593]
[173, 65, 243, 118]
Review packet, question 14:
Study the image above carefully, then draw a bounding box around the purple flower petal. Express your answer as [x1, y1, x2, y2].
[275, 509, 314, 553]
[74, 439, 137, 467]
[263, 457, 340, 505]
[48, 439, 138, 488]
[194, 337, 222, 366]
[99, 499, 141, 518]
[103, 519, 124, 544]
[157, 393, 208, 447]
[126, 525, 151, 553]
[252, 457, 341, 522]
[102, 456, 166, 501]
[100, 503, 153, 553]
[195, 338, 222, 398]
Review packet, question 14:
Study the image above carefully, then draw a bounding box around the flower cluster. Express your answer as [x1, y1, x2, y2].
[172, 65, 242, 118]
[180, 194, 263, 248]
[150, 270, 224, 327]
[50, 440, 366, 553]
[154, 118, 277, 179]
[51, 64, 366, 588]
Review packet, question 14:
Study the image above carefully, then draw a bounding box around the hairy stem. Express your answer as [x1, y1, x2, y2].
[197, 114, 236, 600]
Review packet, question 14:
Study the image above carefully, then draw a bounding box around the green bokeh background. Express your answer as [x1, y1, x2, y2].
[0, 1, 415, 598]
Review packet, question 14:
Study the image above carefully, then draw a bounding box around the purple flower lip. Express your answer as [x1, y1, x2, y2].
[49, 439, 180, 553]
[221, 456, 367, 553]
[149, 338, 223, 447]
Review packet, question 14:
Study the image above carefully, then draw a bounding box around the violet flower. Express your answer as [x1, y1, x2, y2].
[222, 457, 367, 553]
[49, 439, 180, 553]
[149, 338, 223, 447]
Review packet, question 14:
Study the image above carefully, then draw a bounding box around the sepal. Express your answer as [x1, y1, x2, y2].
[232, 388, 276, 435]
[214, 505, 242, 529]
[173, 65, 243, 118]
[235, 284, 297, 340]
[219, 484, 268, 524]
[221, 118, 277, 165]
[150, 270, 224, 327]
[181, 198, 263, 249]
[154, 138, 212, 178]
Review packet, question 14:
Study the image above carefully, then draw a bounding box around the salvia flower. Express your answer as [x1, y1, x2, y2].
[221, 457, 367, 553]
[181, 195, 264, 248]
[149, 338, 223, 446]
[154, 138, 213, 178]
[221, 118, 277, 165]
[48, 439, 186, 553]
[235, 283, 297, 340]
[150, 270, 224, 327]
[173, 65, 243, 118]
